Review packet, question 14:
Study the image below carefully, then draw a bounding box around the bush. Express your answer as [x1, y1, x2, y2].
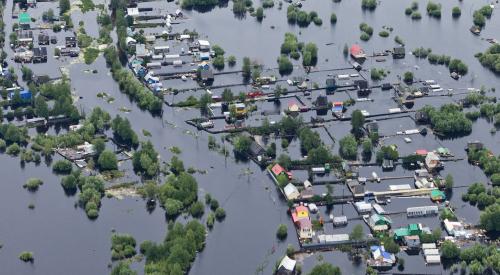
[215, 207, 226, 221]
[441, 240, 460, 259]
[52, 159, 73, 174]
[411, 11, 422, 20]
[452, 6, 461, 18]
[19, 251, 34, 262]
[379, 30, 389, 37]
[330, 13, 337, 24]
[84, 48, 99, 64]
[473, 11, 485, 27]
[426, 1, 441, 18]
[206, 212, 215, 228]
[448, 59, 468, 75]
[6, 143, 21, 156]
[111, 234, 137, 261]
[212, 55, 225, 70]
[403, 71, 414, 83]
[276, 224, 288, 240]
[360, 32, 370, 41]
[189, 201, 205, 218]
[24, 178, 43, 191]
[277, 55, 293, 75]
[339, 135, 357, 160]
[98, 150, 118, 171]
[361, 0, 377, 10]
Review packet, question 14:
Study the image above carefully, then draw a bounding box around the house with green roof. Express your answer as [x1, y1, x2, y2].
[368, 214, 392, 232]
[393, 223, 422, 241]
[19, 13, 31, 29]
[430, 190, 446, 202]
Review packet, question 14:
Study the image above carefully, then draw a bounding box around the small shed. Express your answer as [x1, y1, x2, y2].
[333, 216, 348, 226]
[38, 33, 49, 45]
[283, 183, 300, 200]
[404, 235, 420, 249]
[355, 201, 372, 213]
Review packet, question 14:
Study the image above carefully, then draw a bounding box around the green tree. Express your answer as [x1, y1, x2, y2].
[349, 224, 364, 240]
[403, 71, 414, 83]
[307, 263, 342, 275]
[111, 262, 137, 275]
[59, 0, 71, 15]
[441, 240, 460, 259]
[339, 135, 357, 160]
[98, 150, 118, 171]
[276, 224, 288, 240]
[351, 110, 365, 138]
[445, 174, 454, 190]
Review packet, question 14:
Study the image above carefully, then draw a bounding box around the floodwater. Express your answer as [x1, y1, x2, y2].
[1, 0, 500, 274]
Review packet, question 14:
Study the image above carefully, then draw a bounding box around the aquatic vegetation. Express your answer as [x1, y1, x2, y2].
[18, 251, 34, 262]
[23, 178, 43, 191]
[276, 224, 288, 240]
[52, 160, 73, 174]
[111, 233, 136, 261]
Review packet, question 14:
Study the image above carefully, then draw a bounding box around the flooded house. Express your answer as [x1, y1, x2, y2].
[392, 46, 405, 59]
[406, 206, 439, 218]
[271, 164, 293, 181]
[66, 36, 77, 48]
[325, 77, 336, 93]
[332, 216, 348, 227]
[197, 39, 211, 52]
[283, 183, 300, 200]
[394, 224, 422, 241]
[350, 44, 366, 60]
[404, 235, 421, 251]
[355, 79, 370, 95]
[425, 152, 442, 171]
[368, 245, 396, 268]
[8, 89, 32, 101]
[277, 256, 296, 275]
[430, 190, 446, 202]
[33, 47, 47, 63]
[367, 214, 392, 232]
[38, 33, 49, 45]
[354, 201, 372, 214]
[17, 30, 33, 45]
[291, 205, 312, 240]
[18, 12, 31, 29]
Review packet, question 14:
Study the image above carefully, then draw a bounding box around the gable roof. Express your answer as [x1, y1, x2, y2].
[272, 164, 286, 176]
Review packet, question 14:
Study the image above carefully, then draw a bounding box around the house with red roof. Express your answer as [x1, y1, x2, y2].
[271, 164, 293, 180]
[350, 44, 366, 60]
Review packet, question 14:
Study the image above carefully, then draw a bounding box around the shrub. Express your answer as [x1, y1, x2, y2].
[111, 234, 137, 261]
[52, 159, 73, 174]
[379, 31, 389, 37]
[452, 6, 461, 18]
[276, 224, 288, 240]
[330, 13, 337, 24]
[403, 71, 414, 83]
[24, 178, 43, 191]
[19, 251, 34, 262]
[215, 207, 226, 221]
[361, 0, 377, 10]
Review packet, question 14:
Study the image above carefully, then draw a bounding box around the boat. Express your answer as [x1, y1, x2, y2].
[350, 44, 366, 60]
[470, 25, 481, 35]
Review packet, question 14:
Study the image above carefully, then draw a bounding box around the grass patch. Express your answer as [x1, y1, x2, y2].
[84, 48, 99, 64]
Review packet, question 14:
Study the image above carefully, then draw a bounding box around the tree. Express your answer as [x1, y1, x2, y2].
[351, 110, 365, 138]
[112, 116, 138, 147]
[308, 146, 332, 165]
[52, 159, 73, 174]
[233, 135, 252, 156]
[452, 6, 461, 18]
[221, 88, 234, 102]
[349, 224, 364, 240]
[59, 0, 71, 15]
[403, 71, 414, 83]
[277, 154, 292, 170]
[339, 135, 357, 160]
[111, 262, 137, 275]
[307, 263, 341, 275]
[276, 224, 288, 240]
[256, 7, 264, 21]
[330, 13, 337, 24]
[480, 204, 500, 233]
[242, 57, 251, 79]
[445, 174, 454, 190]
[98, 150, 118, 171]
[92, 138, 106, 158]
[441, 240, 460, 259]
[277, 55, 293, 75]
[449, 59, 468, 75]
[170, 156, 185, 175]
